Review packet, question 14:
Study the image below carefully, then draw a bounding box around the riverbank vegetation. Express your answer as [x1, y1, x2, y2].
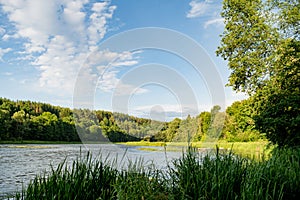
[123, 140, 272, 159]
[11, 146, 300, 200]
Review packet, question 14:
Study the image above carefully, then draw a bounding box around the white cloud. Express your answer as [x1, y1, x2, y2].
[88, 2, 116, 46]
[0, 26, 5, 35]
[3, 72, 12, 76]
[187, 0, 224, 29]
[0, 48, 12, 61]
[92, 50, 147, 95]
[0, 0, 124, 96]
[204, 17, 224, 28]
[187, 0, 211, 18]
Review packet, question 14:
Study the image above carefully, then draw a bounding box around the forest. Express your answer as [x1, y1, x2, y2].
[0, 97, 261, 143]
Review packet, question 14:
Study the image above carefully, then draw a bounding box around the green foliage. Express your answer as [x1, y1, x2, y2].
[0, 98, 141, 143]
[174, 115, 198, 142]
[0, 98, 79, 141]
[216, 0, 277, 94]
[217, 0, 300, 147]
[198, 111, 211, 136]
[224, 99, 261, 142]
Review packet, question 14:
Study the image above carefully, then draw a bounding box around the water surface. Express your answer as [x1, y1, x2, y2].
[0, 144, 182, 196]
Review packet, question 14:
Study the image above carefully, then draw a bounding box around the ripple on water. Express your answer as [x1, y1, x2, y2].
[0, 144, 182, 196]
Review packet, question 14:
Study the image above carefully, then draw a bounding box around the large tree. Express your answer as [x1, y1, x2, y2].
[217, 0, 300, 147]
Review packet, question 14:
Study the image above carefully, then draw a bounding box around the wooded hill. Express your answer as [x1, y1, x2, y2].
[0, 97, 261, 143]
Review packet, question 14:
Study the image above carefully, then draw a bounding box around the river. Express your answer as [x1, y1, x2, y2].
[0, 143, 183, 196]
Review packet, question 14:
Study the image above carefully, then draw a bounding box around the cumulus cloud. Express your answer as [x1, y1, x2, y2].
[0, 0, 137, 96]
[187, 0, 224, 29]
[204, 17, 224, 29]
[187, 0, 211, 18]
[0, 48, 12, 61]
[86, 50, 144, 95]
[0, 26, 5, 35]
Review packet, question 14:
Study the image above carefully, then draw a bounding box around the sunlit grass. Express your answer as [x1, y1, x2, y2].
[137, 147, 160, 151]
[122, 140, 273, 159]
[120, 141, 166, 147]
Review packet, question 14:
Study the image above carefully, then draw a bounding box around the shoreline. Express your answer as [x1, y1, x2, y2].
[0, 140, 83, 145]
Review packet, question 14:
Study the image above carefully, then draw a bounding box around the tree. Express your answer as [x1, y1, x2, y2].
[198, 111, 211, 137]
[173, 116, 197, 142]
[224, 100, 261, 142]
[11, 110, 29, 140]
[217, 0, 300, 147]
[30, 112, 59, 140]
[0, 108, 11, 140]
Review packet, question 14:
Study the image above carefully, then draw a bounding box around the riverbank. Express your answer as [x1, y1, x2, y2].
[121, 140, 274, 159]
[0, 140, 82, 144]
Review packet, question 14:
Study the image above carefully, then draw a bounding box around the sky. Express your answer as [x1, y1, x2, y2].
[0, 0, 247, 121]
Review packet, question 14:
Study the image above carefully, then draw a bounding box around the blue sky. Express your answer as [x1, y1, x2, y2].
[0, 0, 247, 121]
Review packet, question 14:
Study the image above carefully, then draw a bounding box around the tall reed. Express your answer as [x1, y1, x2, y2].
[13, 146, 300, 200]
[18, 152, 118, 200]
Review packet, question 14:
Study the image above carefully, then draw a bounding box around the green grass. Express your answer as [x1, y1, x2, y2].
[119, 141, 167, 147]
[137, 147, 160, 151]
[9, 146, 300, 200]
[121, 140, 273, 159]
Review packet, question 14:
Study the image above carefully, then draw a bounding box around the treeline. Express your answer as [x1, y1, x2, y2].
[0, 98, 141, 142]
[0, 98, 78, 142]
[0, 97, 262, 143]
[153, 101, 261, 142]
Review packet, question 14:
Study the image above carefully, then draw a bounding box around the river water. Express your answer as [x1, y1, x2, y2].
[0, 144, 183, 196]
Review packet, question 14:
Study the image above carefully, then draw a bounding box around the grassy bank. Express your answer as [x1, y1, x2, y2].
[10, 146, 299, 200]
[122, 140, 273, 159]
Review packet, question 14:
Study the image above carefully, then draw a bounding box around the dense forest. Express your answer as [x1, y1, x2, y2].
[0, 97, 261, 143]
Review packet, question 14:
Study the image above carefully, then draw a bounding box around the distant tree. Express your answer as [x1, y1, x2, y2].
[198, 112, 211, 137]
[174, 115, 198, 142]
[0, 108, 11, 140]
[224, 100, 261, 142]
[11, 110, 29, 140]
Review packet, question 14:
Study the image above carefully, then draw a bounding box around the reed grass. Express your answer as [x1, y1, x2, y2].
[12, 146, 300, 200]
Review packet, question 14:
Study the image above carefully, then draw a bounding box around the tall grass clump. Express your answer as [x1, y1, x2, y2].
[115, 159, 169, 200]
[170, 146, 300, 200]
[169, 146, 248, 199]
[242, 147, 300, 200]
[17, 152, 118, 200]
